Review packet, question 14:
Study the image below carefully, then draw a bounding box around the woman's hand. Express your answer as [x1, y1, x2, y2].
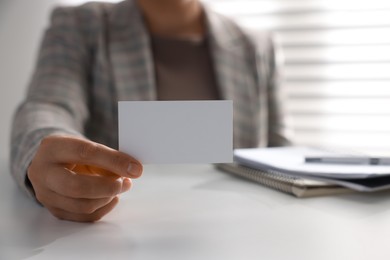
[27, 135, 143, 222]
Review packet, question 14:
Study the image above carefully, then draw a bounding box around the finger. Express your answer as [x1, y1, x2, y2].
[40, 135, 142, 178]
[46, 166, 132, 199]
[72, 164, 125, 178]
[47, 196, 120, 222]
[36, 187, 117, 215]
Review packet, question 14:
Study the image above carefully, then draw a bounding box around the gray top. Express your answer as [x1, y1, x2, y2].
[151, 34, 220, 100]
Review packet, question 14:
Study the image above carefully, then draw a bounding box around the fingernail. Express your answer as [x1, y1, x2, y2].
[127, 163, 142, 178]
[127, 162, 141, 177]
[127, 163, 133, 173]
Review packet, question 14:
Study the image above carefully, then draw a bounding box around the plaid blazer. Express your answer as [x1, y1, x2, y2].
[10, 0, 291, 195]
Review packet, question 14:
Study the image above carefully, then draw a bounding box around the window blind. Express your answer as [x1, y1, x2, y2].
[206, 0, 390, 155]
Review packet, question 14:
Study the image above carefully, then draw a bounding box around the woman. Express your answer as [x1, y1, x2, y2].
[10, 0, 290, 222]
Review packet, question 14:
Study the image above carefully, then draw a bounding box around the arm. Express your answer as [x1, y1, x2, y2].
[10, 7, 90, 195]
[10, 6, 142, 222]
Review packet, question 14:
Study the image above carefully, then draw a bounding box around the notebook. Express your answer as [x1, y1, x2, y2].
[234, 146, 390, 192]
[216, 163, 354, 198]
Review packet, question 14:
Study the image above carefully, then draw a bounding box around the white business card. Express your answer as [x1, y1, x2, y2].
[118, 100, 233, 164]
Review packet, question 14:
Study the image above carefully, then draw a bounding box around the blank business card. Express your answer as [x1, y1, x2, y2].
[118, 101, 233, 164]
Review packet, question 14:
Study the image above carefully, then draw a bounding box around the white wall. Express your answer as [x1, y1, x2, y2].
[0, 0, 60, 160]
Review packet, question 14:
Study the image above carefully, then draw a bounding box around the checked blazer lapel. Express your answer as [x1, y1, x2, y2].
[108, 0, 156, 101]
[205, 9, 263, 148]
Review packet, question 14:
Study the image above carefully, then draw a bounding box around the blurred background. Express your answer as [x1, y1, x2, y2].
[1, 0, 390, 162]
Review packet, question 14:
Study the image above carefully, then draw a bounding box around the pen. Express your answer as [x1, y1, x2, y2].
[304, 156, 390, 165]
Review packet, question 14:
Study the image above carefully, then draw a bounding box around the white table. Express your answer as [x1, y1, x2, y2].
[2, 160, 390, 260]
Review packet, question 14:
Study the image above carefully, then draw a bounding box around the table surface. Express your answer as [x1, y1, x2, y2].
[2, 160, 390, 260]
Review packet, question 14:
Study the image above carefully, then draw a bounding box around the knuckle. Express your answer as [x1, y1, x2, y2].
[66, 179, 84, 198]
[87, 214, 104, 222]
[107, 182, 121, 197]
[78, 142, 99, 160]
[75, 201, 97, 215]
[26, 165, 46, 197]
[89, 200, 117, 222]
[27, 164, 37, 183]
[39, 136, 53, 148]
[39, 135, 59, 151]
[37, 135, 63, 160]
[34, 191, 46, 205]
[48, 208, 66, 221]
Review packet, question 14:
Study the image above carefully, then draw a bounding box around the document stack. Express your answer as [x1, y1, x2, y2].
[217, 146, 390, 197]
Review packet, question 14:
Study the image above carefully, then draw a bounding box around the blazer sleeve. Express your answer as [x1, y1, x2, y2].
[10, 7, 91, 197]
